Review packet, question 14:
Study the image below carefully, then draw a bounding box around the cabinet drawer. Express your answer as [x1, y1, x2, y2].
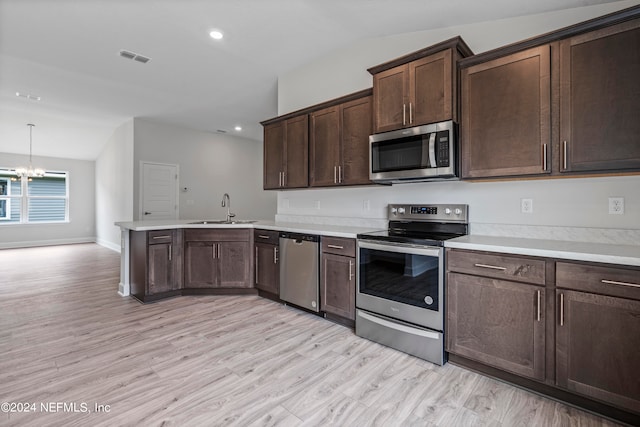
[447, 249, 545, 285]
[148, 230, 174, 244]
[254, 229, 279, 244]
[185, 229, 250, 242]
[321, 237, 356, 257]
[556, 261, 640, 301]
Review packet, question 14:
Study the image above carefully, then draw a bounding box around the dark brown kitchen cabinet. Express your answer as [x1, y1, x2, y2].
[461, 45, 551, 178]
[310, 95, 372, 187]
[556, 261, 640, 413]
[130, 229, 183, 303]
[184, 229, 252, 289]
[369, 37, 472, 134]
[320, 237, 356, 322]
[263, 115, 309, 189]
[559, 19, 640, 173]
[254, 229, 279, 296]
[446, 249, 546, 381]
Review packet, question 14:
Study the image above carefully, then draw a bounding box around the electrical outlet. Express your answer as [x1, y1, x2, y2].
[608, 197, 624, 215]
[521, 198, 533, 214]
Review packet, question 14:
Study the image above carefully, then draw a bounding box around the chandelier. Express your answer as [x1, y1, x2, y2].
[15, 123, 45, 179]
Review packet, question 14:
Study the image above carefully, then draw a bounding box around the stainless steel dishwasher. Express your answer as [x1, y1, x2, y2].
[279, 232, 319, 312]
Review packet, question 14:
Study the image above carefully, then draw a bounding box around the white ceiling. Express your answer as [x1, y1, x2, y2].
[0, 0, 621, 161]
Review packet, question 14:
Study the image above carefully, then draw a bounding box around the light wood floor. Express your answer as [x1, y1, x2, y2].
[0, 243, 624, 427]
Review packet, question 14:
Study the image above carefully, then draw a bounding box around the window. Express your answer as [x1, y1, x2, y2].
[0, 169, 68, 224]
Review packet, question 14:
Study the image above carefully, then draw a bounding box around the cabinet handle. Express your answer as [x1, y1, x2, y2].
[563, 140, 568, 170]
[282, 171, 286, 187]
[474, 263, 506, 271]
[409, 102, 413, 124]
[559, 293, 564, 326]
[257, 235, 270, 239]
[601, 279, 640, 289]
[152, 235, 171, 239]
[542, 143, 548, 171]
[327, 244, 344, 250]
[255, 246, 258, 280]
[338, 165, 342, 183]
[168, 244, 172, 261]
[349, 260, 354, 281]
[334, 166, 337, 184]
[403, 103, 406, 126]
[274, 247, 278, 264]
[536, 290, 541, 322]
[212, 244, 216, 260]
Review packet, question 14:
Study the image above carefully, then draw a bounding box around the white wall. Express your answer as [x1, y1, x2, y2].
[133, 119, 276, 221]
[95, 120, 134, 251]
[275, 1, 640, 237]
[0, 152, 95, 248]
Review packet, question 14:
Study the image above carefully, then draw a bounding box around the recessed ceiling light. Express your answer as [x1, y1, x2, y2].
[234, 126, 242, 132]
[209, 30, 223, 40]
[16, 92, 41, 101]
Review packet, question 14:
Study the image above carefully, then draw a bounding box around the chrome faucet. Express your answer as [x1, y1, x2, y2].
[221, 193, 235, 223]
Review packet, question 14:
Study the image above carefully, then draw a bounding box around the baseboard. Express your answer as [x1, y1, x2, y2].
[0, 237, 95, 249]
[96, 238, 121, 253]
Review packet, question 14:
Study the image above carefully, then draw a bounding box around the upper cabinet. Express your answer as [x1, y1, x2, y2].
[263, 115, 309, 189]
[559, 19, 640, 173]
[310, 95, 372, 187]
[460, 9, 640, 180]
[461, 46, 551, 178]
[368, 37, 473, 134]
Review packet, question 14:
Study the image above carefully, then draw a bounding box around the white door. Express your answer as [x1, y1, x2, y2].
[140, 162, 178, 220]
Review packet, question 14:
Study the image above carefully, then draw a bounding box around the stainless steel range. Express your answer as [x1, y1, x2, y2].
[356, 203, 469, 365]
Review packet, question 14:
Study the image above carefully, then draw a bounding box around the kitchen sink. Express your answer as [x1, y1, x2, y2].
[188, 220, 257, 225]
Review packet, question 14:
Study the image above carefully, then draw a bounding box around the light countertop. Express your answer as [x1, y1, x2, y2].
[445, 235, 640, 267]
[115, 220, 383, 239]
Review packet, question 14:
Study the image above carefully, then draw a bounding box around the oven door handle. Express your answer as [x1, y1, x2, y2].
[358, 240, 442, 257]
[358, 311, 441, 340]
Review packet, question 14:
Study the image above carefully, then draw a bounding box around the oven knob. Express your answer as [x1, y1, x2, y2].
[391, 207, 398, 215]
[454, 208, 462, 216]
[444, 208, 452, 215]
[424, 296, 434, 305]
[397, 207, 406, 214]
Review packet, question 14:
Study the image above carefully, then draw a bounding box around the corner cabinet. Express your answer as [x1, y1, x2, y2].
[130, 229, 183, 303]
[184, 229, 253, 289]
[559, 19, 640, 173]
[320, 237, 356, 324]
[461, 46, 551, 178]
[263, 115, 309, 189]
[555, 261, 640, 414]
[310, 95, 372, 187]
[254, 229, 280, 296]
[368, 37, 473, 134]
[446, 249, 546, 381]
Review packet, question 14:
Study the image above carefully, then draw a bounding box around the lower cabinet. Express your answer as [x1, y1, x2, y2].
[254, 229, 280, 295]
[320, 237, 356, 321]
[447, 272, 545, 381]
[130, 229, 183, 302]
[184, 229, 252, 289]
[555, 262, 640, 414]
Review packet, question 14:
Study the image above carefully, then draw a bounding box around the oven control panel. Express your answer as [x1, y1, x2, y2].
[388, 204, 468, 223]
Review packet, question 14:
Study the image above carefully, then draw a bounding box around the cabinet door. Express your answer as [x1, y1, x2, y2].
[148, 243, 174, 294]
[556, 290, 640, 412]
[310, 106, 341, 187]
[184, 242, 217, 288]
[263, 121, 285, 189]
[218, 241, 251, 288]
[284, 115, 309, 188]
[461, 46, 551, 178]
[559, 20, 640, 173]
[447, 272, 545, 380]
[341, 96, 373, 186]
[373, 64, 408, 133]
[321, 253, 355, 320]
[255, 243, 279, 294]
[409, 50, 452, 126]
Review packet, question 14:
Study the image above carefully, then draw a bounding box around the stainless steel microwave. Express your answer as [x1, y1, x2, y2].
[369, 120, 457, 184]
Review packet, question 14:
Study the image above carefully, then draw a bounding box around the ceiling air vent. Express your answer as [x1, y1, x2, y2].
[119, 49, 151, 64]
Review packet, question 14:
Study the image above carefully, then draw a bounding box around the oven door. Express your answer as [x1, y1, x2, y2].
[357, 239, 444, 330]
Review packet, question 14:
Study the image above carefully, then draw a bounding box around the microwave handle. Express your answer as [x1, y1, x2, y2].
[428, 132, 437, 168]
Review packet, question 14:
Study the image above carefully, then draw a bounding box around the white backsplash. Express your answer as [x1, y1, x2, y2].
[275, 214, 387, 230]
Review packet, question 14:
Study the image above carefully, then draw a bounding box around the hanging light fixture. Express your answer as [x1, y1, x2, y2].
[14, 123, 45, 180]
